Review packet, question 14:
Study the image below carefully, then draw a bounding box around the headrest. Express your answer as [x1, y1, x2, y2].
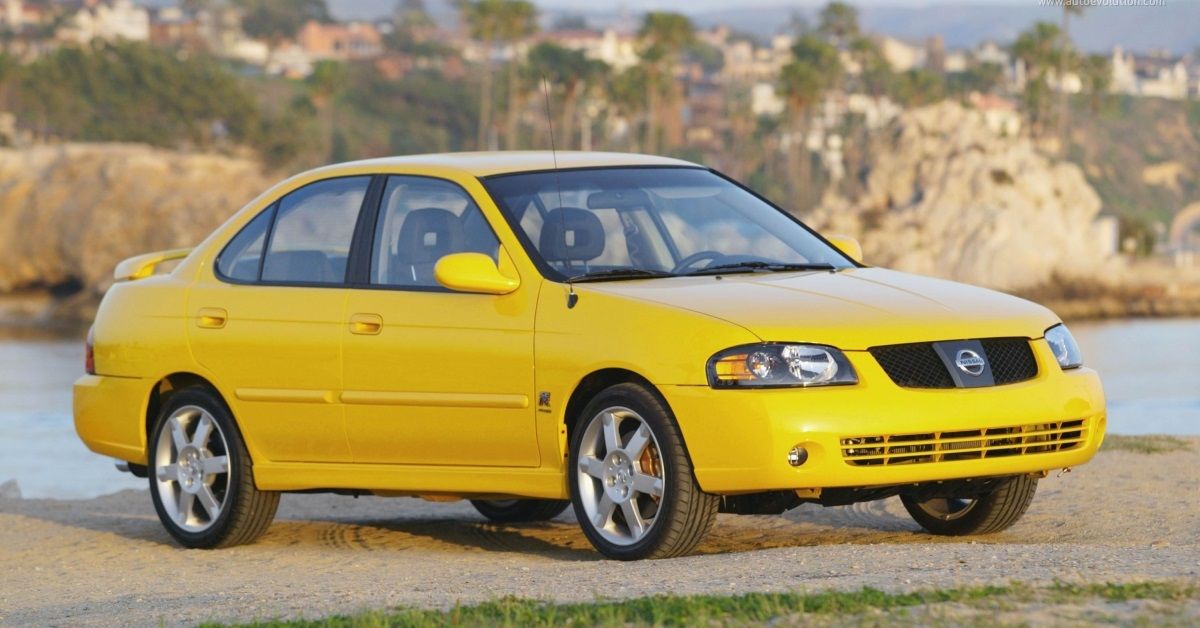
[394, 208, 464, 265]
[539, 207, 605, 263]
[262, 250, 336, 283]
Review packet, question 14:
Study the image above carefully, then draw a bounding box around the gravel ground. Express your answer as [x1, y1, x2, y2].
[1, 442, 1197, 626]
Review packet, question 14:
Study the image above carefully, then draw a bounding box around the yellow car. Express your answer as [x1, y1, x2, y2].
[74, 152, 1105, 560]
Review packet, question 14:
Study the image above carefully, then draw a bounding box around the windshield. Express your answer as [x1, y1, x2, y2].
[482, 167, 854, 281]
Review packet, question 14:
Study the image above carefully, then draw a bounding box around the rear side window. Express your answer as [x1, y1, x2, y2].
[261, 177, 370, 285]
[216, 205, 275, 282]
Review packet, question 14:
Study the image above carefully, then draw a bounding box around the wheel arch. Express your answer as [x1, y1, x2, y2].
[145, 372, 227, 451]
[562, 368, 668, 446]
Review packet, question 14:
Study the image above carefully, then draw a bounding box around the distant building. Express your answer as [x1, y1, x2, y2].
[149, 6, 204, 50]
[0, 0, 46, 32]
[1110, 46, 1190, 100]
[877, 36, 924, 72]
[58, 0, 150, 44]
[297, 20, 383, 61]
[536, 28, 639, 71]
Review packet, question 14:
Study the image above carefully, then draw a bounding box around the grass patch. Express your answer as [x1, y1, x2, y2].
[216, 581, 1199, 627]
[1101, 434, 1193, 454]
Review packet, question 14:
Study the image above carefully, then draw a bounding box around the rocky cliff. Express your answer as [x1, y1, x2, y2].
[0, 144, 269, 302]
[807, 101, 1118, 292]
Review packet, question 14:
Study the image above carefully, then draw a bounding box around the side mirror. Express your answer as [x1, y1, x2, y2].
[827, 235, 863, 264]
[434, 252, 520, 295]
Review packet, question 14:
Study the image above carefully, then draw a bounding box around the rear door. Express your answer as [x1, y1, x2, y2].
[187, 176, 376, 464]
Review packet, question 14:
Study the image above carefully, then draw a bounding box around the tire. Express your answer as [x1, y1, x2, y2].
[901, 475, 1038, 536]
[568, 382, 718, 560]
[469, 499, 570, 523]
[148, 388, 279, 548]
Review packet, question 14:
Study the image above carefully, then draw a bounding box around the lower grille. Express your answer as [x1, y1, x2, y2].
[840, 419, 1088, 466]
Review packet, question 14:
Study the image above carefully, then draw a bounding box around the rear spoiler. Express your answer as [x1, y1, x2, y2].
[113, 248, 193, 281]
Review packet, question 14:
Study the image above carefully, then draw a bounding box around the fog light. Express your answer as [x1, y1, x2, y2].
[787, 446, 809, 467]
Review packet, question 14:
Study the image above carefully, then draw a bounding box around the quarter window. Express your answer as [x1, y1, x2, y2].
[261, 177, 370, 285]
[371, 176, 499, 288]
[216, 205, 275, 282]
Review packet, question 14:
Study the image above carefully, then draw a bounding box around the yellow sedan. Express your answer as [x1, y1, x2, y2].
[74, 152, 1105, 560]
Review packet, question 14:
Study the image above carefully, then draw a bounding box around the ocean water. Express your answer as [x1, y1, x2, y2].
[1, 319, 1197, 499]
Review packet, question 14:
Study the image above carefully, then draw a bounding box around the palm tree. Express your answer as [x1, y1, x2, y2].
[779, 34, 840, 210]
[305, 60, 348, 162]
[607, 65, 651, 151]
[817, 1, 859, 48]
[1058, 3, 1085, 152]
[1079, 53, 1111, 114]
[1012, 22, 1066, 137]
[460, 0, 504, 149]
[637, 11, 693, 154]
[526, 43, 608, 150]
[495, 0, 537, 150]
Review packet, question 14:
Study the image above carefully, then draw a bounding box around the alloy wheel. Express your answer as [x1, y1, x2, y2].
[153, 405, 231, 532]
[575, 406, 666, 546]
[913, 496, 978, 521]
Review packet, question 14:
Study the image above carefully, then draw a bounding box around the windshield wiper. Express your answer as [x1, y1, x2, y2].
[567, 268, 675, 283]
[685, 261, 837, 276]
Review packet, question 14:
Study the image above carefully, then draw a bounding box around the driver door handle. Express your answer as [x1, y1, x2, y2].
[349, 313, 383, 335]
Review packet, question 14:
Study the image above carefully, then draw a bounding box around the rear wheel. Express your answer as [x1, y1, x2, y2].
[901, 475, 1038, 536]
[569, 383, 718, 560]
[469, 499, 570, 523]
[149, 389, 279, 548]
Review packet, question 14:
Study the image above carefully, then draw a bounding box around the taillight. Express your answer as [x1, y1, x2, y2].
[85, 327, 96, 375]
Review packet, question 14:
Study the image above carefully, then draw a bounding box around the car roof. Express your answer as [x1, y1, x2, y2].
[321, 151, 702, 178]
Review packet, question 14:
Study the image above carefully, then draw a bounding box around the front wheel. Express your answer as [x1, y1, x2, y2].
[901, 475, 1038, 536]
[569, 383, 719, 560]
[148, 388, 279, 548]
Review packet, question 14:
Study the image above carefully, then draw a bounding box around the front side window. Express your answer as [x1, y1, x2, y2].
[371, 176, 499, 288]
[482, 167, 853, 281]
[260, 176, 370, 284]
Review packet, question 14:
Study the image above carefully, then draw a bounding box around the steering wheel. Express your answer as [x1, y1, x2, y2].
[671, 250, 726, 274]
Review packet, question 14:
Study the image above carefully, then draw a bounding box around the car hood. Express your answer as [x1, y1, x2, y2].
[586, 268, 1059, 350]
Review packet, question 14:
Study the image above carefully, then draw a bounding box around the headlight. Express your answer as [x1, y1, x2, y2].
[707, 343, 858, 388]
[1044, 324, 1083, 370]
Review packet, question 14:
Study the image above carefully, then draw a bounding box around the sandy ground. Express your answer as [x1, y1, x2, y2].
[1, 443, 1198, 627]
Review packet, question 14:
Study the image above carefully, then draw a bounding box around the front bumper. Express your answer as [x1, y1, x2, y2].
[661, 339, 1106, 494]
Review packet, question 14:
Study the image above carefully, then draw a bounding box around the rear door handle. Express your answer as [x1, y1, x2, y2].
[196, 307, 227, 329]
[349, 313, 383, 335]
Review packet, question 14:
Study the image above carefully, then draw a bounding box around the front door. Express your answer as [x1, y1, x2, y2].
[341, 175, 540, 467]
[188, 176, 373, 464]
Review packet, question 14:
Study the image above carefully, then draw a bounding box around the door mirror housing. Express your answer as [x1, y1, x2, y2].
[435, 252, 520, 295]
[827, 235, 864, 264]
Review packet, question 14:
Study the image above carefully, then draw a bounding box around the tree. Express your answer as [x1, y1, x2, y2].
[460, 0, 504, 149]
[1012, 21, 1068, 136]
[495, 0, 537, 150]
[306, 60, 348, 161]
[849, 36, 890, 97]
[526, 42, 607, 150]
[779, 34, 840, 209]
[236, 0, 329, 47]
[1058, 3, 1085, 151]
[1079, 53, 1111, 114]
[817, 1, 859, 47]
[460, 0, 536, 150]
[637, 11, 694, 153]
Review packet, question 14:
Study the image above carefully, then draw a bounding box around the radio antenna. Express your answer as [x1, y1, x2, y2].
[542, 75, 577, 308]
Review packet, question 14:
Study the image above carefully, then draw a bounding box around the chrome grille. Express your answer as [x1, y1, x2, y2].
[840, 419, 1088, 466]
